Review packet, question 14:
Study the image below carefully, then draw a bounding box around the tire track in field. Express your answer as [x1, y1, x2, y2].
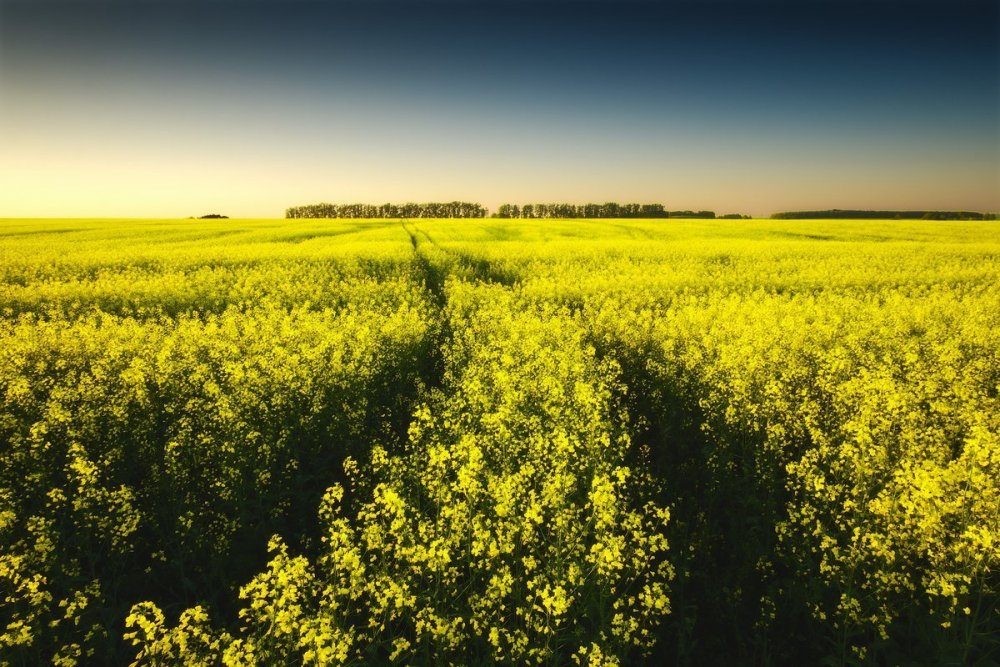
[401, 220, 449, 307]
[584, 324, 798, 666]
[406, 221, 520, 287]
[400, 220, 453, 395]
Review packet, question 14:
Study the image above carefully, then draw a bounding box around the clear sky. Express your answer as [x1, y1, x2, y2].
[1, 0, 997, 218]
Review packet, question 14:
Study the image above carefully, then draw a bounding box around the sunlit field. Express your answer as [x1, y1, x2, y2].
[1, 218, 998, 665]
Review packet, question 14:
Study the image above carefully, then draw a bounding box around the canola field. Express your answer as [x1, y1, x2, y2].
[0, 218, 997, 666]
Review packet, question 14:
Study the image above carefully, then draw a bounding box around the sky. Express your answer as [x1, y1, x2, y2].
[1, 0, 997, 218]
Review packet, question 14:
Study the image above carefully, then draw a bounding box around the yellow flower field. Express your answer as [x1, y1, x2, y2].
[0, 218, 997, 665]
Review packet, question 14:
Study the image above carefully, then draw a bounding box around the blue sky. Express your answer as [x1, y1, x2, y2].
[1, 0, 997, 217]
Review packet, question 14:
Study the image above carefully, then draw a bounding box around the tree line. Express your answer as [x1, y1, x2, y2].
[771, 209, 997, 220]
[286, 202, 488, 219]
[493, 204, 720, 219]
[284, 202, 729, 219]
[494, 203, 669, 218]
[285, 203, 997, 221]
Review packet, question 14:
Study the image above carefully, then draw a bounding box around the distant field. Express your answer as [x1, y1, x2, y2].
[1, 218, 998, 666]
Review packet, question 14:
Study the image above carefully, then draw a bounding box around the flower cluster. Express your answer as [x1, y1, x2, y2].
[130, 283, 673, 665]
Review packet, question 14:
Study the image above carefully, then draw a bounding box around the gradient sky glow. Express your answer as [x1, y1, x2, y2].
[1, 0, 998, 218]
